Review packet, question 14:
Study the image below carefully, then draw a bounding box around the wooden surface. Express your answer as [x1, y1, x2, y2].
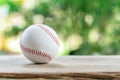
[0, 55, 120, 80]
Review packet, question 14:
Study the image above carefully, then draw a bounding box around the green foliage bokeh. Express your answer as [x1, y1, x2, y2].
[2, 0, 120, 55]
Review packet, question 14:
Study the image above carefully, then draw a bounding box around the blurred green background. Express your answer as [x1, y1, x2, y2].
[0, 0, 120, 56]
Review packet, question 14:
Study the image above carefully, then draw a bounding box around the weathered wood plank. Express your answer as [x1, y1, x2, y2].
[0, 55, 120, 79]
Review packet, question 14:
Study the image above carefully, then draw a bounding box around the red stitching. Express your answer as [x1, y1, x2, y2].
[35, 24, 60, 46]
[20, 43, 52, 61]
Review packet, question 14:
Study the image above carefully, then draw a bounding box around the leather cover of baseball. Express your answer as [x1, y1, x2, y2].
[20, 24, 60, 63]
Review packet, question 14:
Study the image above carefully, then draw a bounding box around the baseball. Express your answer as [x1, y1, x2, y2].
[20, 24, 60, 63]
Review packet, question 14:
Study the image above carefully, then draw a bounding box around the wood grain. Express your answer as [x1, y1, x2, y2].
[0, 55, 120, 79]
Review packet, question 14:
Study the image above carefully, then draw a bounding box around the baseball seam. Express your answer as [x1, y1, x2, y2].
[20, 43, 52, 61]
[35, 24, 60, 46]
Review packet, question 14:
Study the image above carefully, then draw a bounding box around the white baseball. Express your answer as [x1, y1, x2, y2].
[20, 24, 60, 63]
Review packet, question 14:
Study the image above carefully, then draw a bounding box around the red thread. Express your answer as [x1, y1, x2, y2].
[36, 24, 60, 46]
[20, 43, 52, 61]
